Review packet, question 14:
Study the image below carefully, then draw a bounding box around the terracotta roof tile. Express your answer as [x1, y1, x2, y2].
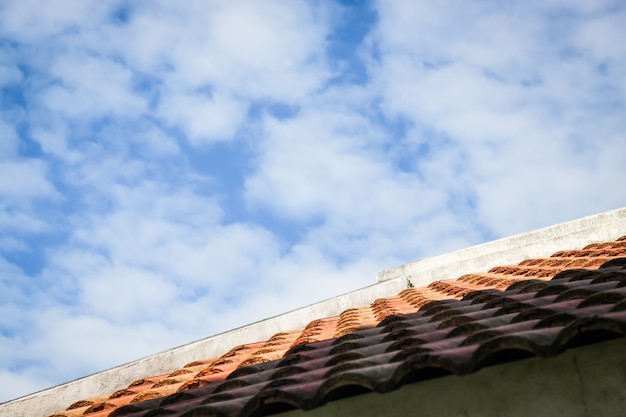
[43, 237, 626, 417]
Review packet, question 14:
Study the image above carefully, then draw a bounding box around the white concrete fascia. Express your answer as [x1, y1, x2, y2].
[377, 207, 626, 287]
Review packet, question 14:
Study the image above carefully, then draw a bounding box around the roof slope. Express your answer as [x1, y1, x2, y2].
[42, 236, 626, 417]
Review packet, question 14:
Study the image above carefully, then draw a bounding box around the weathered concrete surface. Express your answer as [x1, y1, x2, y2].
[2, 207, 625, 417]
[281, 338, 626, 417]
[378, 207, 626, 286]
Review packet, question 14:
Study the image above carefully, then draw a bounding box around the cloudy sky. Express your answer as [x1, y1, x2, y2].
[1, 0, 625, 403]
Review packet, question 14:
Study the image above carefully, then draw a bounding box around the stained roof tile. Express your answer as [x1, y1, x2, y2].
[41, 237, 626, 417]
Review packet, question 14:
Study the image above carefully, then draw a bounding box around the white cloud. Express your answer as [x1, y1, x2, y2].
[135, 126, 180, 156]
[246, 104, 425, 226]
[0, 369, 50, 403]
[30, 125, 77, 161]
[0, 64, 22, 87]
[7, 0, 335, 153]
[0, 127, 54, 238]
[41, 54, 146, 119]
[0, 160, 57, 202]
[0, 0, 115, 41]
[0, 236, 27, 252]
[37, 177, 280, 326]
[576, 10, 626, 61]
[158, 91, 247, 144]
[31, 308, 188, 380]
[113, 1, 332, 101]
[368, 0, 626, 236]
[244, 95, 482, 266]
[80, 265, 180, 322]
[0, 205, 52, 234]
[0, 120, 19, 158]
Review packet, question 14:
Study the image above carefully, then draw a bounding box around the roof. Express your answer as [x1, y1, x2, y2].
[5, 207, 624, 417]
[40, 235, 626, 417]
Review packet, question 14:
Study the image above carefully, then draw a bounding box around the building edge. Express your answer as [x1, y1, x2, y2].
[2, 207, 625, 417]
[377, 207, 626, 286]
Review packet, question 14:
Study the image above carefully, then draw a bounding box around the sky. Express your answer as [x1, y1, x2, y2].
[1, 0, 626, 403]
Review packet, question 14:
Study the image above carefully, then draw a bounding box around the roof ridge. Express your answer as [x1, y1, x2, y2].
[41, 236, 626, 417]
[76, 256, 626, 417]
[377, 207, 626, 285]
[2, 207, 625, 417]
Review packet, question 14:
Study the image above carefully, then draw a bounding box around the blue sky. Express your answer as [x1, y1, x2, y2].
[1, 0, 626, 403]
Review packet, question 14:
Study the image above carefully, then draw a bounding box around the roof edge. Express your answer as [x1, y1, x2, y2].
[377, 207, 626, 286]
[4, 207, 625, 417]
[1, 277, 408, 417]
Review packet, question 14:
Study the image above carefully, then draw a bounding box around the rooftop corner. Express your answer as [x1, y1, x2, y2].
[377, 207, 626, 286]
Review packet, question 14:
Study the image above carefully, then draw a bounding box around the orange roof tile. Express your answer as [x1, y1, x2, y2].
[39, 235, 626, 417]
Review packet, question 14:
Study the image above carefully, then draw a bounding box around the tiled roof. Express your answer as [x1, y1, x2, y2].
[45, 236, 626, 417]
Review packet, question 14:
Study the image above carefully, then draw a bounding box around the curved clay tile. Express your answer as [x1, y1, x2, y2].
[333, 307, 379, 338]
[370, 298, 398, 321]
[584, 240, 626, 250]
[83, 401, 116, 415]
[378, 296, 418, 315]
[168, 368, 194, 377]
[127, 374, 169, 388]
[66, 399, 101, 411]
[152, 378, 180, 389]
[207, 364, 242, 379]
[399, 288, 450, 307]
[237, 355, 271, 369]
[290, 336, 321, 347]
[130, 390, 161, 403]
[293, 318, 338, 347]
[107, 389, 136, 400]
[428, 280, 484, 297]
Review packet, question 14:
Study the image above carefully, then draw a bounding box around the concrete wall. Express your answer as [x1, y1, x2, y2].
[378, 207, 626, 287]
[2, 207, 625, 417]
[282, 338, 626, 417]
